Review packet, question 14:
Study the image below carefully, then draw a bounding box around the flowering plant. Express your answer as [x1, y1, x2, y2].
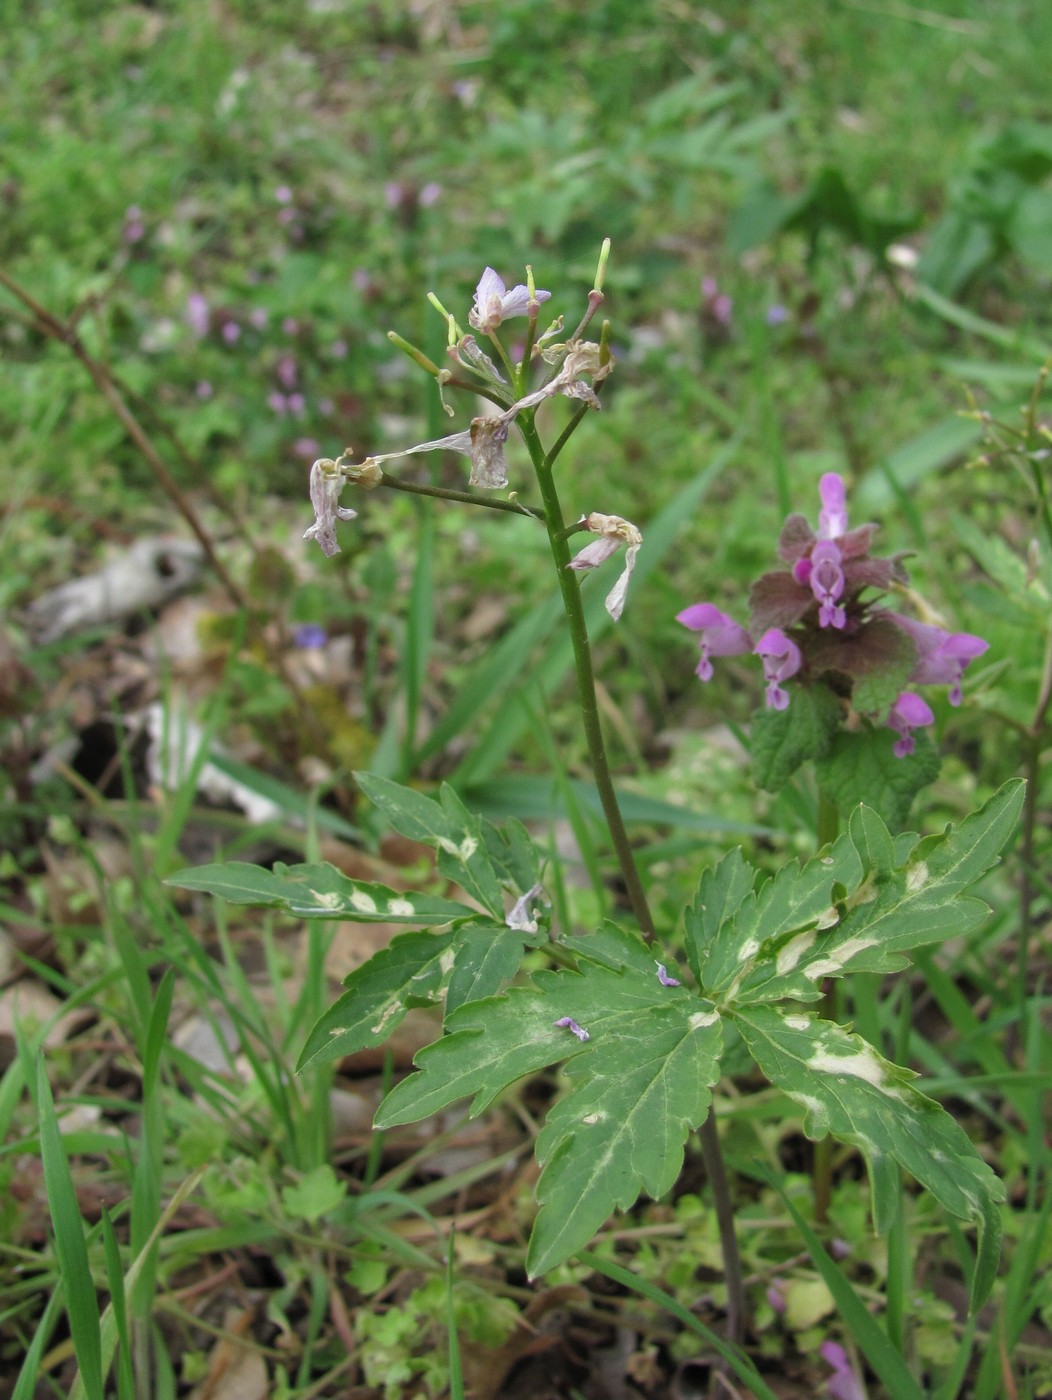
[678, 471, 988, 823]
[171, 250, 1021, 1391]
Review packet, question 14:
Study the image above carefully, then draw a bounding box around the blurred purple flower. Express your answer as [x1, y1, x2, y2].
[820, 1341, 865, 1400]
[277, 207, 297, 226]
[275, 185, 293, 204]
[221, 320, 240, 345]
[249, 307, 269, 330]
[419, 181, 443, 207]
[676, 603, 751, 682]
[766, 1279, 787, 1315]
[186, 293, 209, 338]
[817, 472, 849, 539]
[282, 316, 299, 336]
[276, 354, 298, 389]
[195, 380, 213, 400]
[766, 304, 789, 325]
[294, 623, 328, 648]
[287, 392, 306, 418]
[293, 437, 320, 459]
[384, 181, 403, 209]
[755, 628, 802, 710]
[352, 269, 371, 291]
[123, 205, 145, 243]
[267, 392, 288, 415]
[888, 691, 934, 757]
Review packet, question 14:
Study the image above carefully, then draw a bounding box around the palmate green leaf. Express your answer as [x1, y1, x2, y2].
[735, 1006, 1004, 1309]
[750, 684, 841, 791]
[528, 1003, 722, 1276]
[739, 780, 1024, 1003]
[166, 860, 474, 924]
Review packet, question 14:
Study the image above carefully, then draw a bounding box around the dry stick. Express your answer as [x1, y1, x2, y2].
[0, 268, 339, 769]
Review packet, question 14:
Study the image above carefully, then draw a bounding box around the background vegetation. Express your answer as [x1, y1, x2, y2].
[2, 1, 1050, 1396]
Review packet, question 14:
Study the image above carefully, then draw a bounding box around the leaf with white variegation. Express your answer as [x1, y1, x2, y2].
[167, 861, 474, 924]
[528, 1001, 722, 1275]
[738, 779, 1024, 1003]
[735, 1005, 1004, 1309]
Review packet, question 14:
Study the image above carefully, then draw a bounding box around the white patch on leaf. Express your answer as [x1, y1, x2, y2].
[808, 1043, 889, 1088]
[738, 937, 759, 963]
[689, 1010, 719, 1029]
[776, 929, 816, 975]
[783, 1014, 811, 1030]
[309, 890, 343, 909]
[906, 861, 929, 893]
[582, 1112, 603, 1125]
[369, 1000, 401, 1035]
[815, 905, 839, 930]
[388, 898, 415, 916]
[350, 890, 378, 914]
[803, 935, 880, 980]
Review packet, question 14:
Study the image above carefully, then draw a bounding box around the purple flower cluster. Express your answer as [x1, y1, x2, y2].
[677, 474, 988, 756]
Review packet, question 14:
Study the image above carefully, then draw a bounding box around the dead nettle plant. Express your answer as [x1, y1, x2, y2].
[170, 245, 1022, 1357]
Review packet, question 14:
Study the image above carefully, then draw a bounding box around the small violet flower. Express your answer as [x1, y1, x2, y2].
[303, 459, 358, 558]
[567, 513, 643, 621]
[754, 628, 802, 710]
[675, 603, 751, 681]
[656, 963, 681, 987]
[470, 267, 551, 336]
[820, 1341, 866, 1400]
[554, 1017, 589, 1043]
[887, 613, 989, 705]
[808, 540, 847, 629]
[506, 883, 545, 934]
[817, 471, 849, 540]
[887, 691, 934, 758]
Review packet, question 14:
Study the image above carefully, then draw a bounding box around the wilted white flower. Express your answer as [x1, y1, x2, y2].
[468, 416, 511, 488]
[511, 340, 612, 413]
[567, 512, 642, 621]
[303, 459, 357, 557]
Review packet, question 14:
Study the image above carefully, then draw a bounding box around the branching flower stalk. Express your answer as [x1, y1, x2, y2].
[302, 243, 748, 1342]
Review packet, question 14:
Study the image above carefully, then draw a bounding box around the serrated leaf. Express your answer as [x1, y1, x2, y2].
[445, 925, 532, 1014]
[734, 782, 1023, 1004]
[298, 929, 455, 1070]
[435, 785, 505, 917]
[482, 815, 543, 894]
[816, 727, 941, 829]
[527, 1004, 723, 1276]
[166, 861, 474, 923]
[736, 1006, 1003, 1308]
[355, 772, 458, 845]
[696, 829, 860, 1000]
[684, 848, 755, 987]
[375, 930, 700, 1127]
[750, 685, 841, 791]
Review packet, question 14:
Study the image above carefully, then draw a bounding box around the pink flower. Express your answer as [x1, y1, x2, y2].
[754, 628, 802, 710]
[676, 604, 751, 681]
[887, 614, 989, 704]
[887, 691, 934, 757]
[469, 267, 551, 335]
[817, 473, 849, 539]
[553, 1017, 589, 1042]
[809, 540, 847, 629]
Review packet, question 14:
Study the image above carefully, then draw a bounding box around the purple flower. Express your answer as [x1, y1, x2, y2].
[268, 392, 288, 415]
[766, 304, 789, 326]
[656, 963, 681, 987]
[293, 437, 321, 459]
[328, 338, 348, 359]
[282, 316, 299, 336]
[469, 267, 552, 335]
[766, 1279, 787, 1315]
[817, 473, 849, 539]
[754, 628, 802, 710]
[820, 1341, 865, 1400]
[186, 293, 209, 338]
[809, 541, 847, 629]
[221, 319, 240, 345]
[887, 614, 989, 704]
[888, 691, 935, 757]
[195, 380, 213, 400]
[249, 307, 269, 330]
[287, 393, 306, 418]
[275, 185, 294, 205]
[676, 603, 751, 682]
[123, 205, 145, 244]
[554, 1017, 589, 1043]
[277, 354, 298, 389]
[294, 623, 328, 648]
[419, 181, 443, 207]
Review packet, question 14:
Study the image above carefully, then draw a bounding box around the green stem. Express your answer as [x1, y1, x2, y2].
[379, 469, 545, 521]
[813, 789, 840, 1225]
[518, 410, 746, 1345]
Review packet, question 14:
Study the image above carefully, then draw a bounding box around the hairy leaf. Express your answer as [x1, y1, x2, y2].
[816, 726, 941, 829]
[167, 861, 473, 924]
[736, 1006, 1003, 1308]
[750, 685, 841, 791]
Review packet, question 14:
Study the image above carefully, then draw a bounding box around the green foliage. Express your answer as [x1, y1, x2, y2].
[750, 684, 841, 791]
[817, 727, 941, 829]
